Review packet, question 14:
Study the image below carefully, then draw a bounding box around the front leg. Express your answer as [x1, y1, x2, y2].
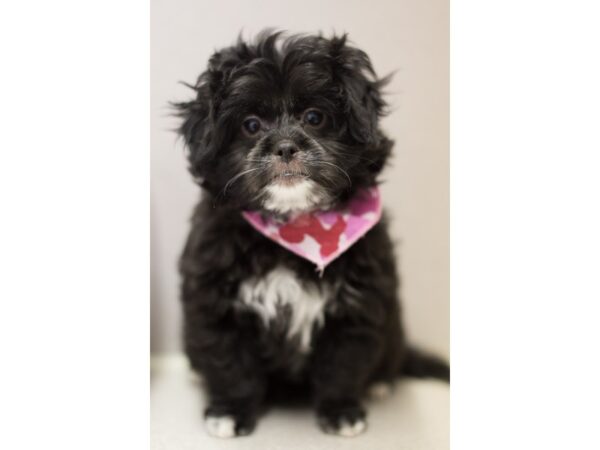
[185, 313, 266, 438]
[310, 319, 384, 437]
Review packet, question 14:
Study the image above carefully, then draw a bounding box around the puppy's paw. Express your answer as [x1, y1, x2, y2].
[204, 408, 256, 438]
[317, 400, 367, 437]
[204, 415, 237, 438]
[333, 417, 367, 437]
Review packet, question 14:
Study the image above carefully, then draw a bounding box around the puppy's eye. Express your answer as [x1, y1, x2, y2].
[242, 117, 261, 136]
[303, 109, 324, 127]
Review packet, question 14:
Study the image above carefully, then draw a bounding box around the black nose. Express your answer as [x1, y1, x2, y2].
[275, 141, 298, 163]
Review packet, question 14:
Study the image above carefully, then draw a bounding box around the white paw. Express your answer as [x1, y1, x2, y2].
[368, 382, 392, 400]
[205, 415, 236, 438]
[336, 419, 367, 437]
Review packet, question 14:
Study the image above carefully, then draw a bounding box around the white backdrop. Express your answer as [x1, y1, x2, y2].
[151, 0, 449, 357]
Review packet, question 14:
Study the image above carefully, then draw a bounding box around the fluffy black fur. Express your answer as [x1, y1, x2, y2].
[175, 31, 449, 437]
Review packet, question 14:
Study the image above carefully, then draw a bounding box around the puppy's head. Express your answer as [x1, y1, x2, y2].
[176, 31, 393, 214]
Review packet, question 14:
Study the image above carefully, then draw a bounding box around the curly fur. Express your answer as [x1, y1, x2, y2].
[175, 31, 449, 438]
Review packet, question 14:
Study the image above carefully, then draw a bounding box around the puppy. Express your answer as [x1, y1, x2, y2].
[175, 31, 449, 438]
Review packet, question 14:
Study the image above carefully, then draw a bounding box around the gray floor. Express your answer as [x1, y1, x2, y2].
[151, 355, 449, 450]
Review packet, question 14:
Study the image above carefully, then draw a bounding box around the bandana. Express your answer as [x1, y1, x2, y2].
[242, 187, 382, 274]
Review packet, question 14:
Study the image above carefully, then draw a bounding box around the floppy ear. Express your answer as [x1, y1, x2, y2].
[174, 66, 219, 186]
[328, 35, 389, 146]
[174, 43, 252, 186]
[175, 84, 212, 181]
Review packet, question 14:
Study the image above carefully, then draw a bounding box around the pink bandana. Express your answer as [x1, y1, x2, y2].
[242, 187, 382, 274]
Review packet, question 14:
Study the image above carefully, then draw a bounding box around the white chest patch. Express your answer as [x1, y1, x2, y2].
[263, 179, 319, 214]
[238, 267, 329, 352]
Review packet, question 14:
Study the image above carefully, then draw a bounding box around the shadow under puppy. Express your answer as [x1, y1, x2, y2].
[175, 31, 449, 438]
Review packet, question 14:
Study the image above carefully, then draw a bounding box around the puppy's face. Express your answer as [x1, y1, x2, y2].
[177, 32, 392, 214]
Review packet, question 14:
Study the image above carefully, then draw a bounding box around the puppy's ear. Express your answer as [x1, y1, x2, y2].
[328, 35, 389, 146]
[174, 83, 212, 184]
[174, 67, 219, 186]
[174, 42, 252, 187]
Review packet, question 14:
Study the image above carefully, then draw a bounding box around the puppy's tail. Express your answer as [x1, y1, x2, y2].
[400, 347, 450, 383]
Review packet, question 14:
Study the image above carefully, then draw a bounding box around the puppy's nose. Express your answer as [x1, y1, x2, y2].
[275, 140, 298, 163]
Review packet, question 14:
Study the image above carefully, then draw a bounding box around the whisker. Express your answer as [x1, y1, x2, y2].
[329, 150, 378, 165]
[306, 160, 352, 187]
[221, 167, 261, 197]
[318, 145, 378, 165]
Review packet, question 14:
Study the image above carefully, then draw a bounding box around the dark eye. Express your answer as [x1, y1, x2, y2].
[242, 117, 261, 135]
[303, 109, 324, 127]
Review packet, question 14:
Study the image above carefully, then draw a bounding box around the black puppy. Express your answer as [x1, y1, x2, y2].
[175, 31, 449, 438]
